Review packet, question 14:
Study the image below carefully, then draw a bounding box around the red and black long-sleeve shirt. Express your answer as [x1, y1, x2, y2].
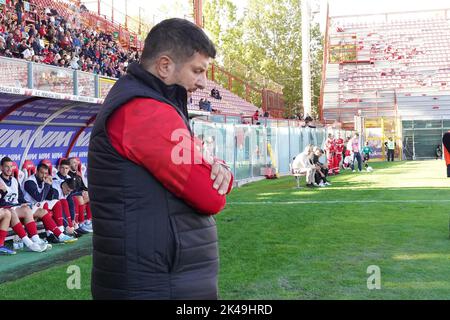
[106, 97, 233, 215]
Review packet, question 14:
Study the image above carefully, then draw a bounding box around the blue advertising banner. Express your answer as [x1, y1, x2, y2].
[0, 124, 90, 166]
[5, 101, 99, 125]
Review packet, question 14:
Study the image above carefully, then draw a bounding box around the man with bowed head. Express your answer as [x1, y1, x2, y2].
[88, 18, 234, 300]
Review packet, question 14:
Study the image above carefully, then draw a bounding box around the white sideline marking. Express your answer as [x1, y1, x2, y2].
[228, 200, 450, 205]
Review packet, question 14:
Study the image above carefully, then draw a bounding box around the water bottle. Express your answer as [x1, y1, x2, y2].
[13, 235, 20, 250]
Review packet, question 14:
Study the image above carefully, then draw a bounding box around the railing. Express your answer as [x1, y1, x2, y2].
[191, 119, 353, 180]
[0, 56, 326, 127]
[0, 56, 114, 99]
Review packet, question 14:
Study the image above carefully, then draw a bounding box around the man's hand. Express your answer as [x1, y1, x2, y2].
[210, 162, 232, 195]
[0, 184, 7, 192]
[44, 176, 53, 185]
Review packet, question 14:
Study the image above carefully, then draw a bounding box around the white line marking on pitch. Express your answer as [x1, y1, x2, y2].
[228, 200, 450, 205]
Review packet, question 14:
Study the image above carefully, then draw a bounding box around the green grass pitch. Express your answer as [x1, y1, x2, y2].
[1, 160, 449, 299]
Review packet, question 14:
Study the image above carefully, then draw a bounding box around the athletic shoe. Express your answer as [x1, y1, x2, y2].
[59, 234, 78, 243]
[34, 237, 52, 251]
[24, 242, 47, 252]
[46, 233, 62, 244]
[71, 230, 83, 238]
[324, 182, 332, 186]
[305, 183, 314, 188]
[352, 170, 356, 172]
[84, 220, 92, 227]
[0, 246, 16, 255]
[313, 182, 319, 187]
[75, 227, 89, 235]
[318, 182, 325, 187]
[79, 224, 92, 233]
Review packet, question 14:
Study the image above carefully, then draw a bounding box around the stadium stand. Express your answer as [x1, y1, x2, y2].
[0, 0, 140, 78]
[322, 10, 450, 126]
[190, 79, 259, 117]
[0, 0, 266, 118]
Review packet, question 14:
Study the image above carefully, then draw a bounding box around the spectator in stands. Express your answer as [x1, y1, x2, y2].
[30, 34, 43, 55]
[0, 157, 66, 250]
[27, 23, 37, 38]
[292, 145, 317, 187]
[23, 162, 77, 244]
[205, 99, 212, 111]
[67, 157, 92, 232]
[70, 54, 79, 69]
[199, 98, 212, 112]
[313, 148, 331, 187]
[0, 8, 141, 78]
[0, 35, 6, 54]
[0, 208, 15, 255]
[88, 18, 233, 299]
[263, 110, 270, 118]
[350, 133, 362, 172]
[211, 87, 222, 100]
[15, 0, 24, 26]
[303, 115, 316, 128]
[187, 93, 193, 108]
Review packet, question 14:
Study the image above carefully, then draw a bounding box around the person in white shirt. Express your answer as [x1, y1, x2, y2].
[292, 144, 317, 187]
[23, 162, 77, 244]
[53, 159, 89, 235]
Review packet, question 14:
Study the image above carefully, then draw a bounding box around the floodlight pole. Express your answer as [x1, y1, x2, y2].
[302, 0, 312, 117]
[125, 0, 128, 30]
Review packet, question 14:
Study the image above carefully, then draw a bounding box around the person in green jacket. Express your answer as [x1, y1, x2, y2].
[362, 141, 373, 169]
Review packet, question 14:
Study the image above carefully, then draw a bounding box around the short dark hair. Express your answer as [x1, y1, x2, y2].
[1, 157, 13, 166]
[37, 163, 49, 172]
[62, 178, 76, 190]
[59, 159, 70, 167]
[140, 18, 216, 66]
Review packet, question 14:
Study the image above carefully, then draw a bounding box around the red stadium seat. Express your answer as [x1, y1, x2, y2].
[74, 157, 83, 175]
[22, 160, 36, 177]
[10, 161, 19, 180]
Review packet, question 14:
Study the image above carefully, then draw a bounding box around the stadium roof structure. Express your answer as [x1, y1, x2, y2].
[0, 84, 209, 168]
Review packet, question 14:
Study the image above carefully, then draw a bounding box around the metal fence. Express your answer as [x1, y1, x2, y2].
[191, 119, 353, 179]
[0, 56, 115, 99]
[402, 119, 450, 160]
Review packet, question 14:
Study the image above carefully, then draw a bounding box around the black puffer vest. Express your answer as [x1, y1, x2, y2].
[88, 63, 219, 300]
